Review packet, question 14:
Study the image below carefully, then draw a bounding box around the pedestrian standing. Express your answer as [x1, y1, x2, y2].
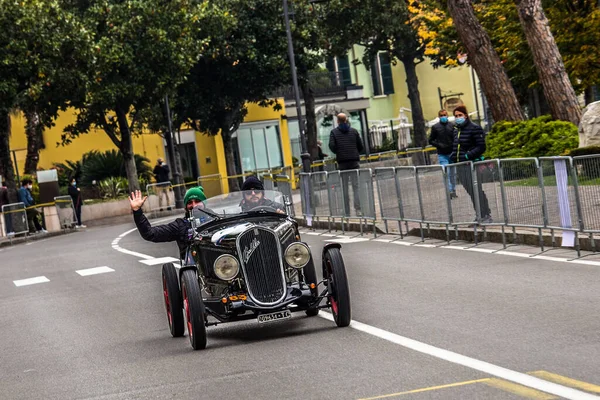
[329, 113, 364, 215]
[68, 178, 86, 228]
[18, 179, 47, 234]
[449, 105, 492, 223]
[429, 109, 457, 198]
[153, 157, 171, 211]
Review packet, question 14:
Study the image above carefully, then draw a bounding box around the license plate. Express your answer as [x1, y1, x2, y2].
[257, 310, 292, 324]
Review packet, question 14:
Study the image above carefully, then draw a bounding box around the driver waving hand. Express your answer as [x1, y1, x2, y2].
[240, 176, 285, 214]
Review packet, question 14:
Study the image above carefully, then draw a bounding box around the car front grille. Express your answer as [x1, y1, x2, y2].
[237, 227, 286, 305]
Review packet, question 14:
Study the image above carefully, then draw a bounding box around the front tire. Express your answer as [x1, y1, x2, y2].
[304, 256, 319, 317]
[324, 248, 351, 327]
[162, 263, 184, 337]
[181, 269, 207, 350]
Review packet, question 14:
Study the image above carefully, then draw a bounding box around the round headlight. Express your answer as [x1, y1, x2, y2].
[285, 243, 310, 268]
[213, 254, 240, 281]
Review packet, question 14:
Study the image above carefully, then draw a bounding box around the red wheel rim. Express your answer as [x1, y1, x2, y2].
[183, 285, 193, 339]
[326, 258, 338, 315]
[330, 296, 339, 315]
[162, 276, 172, 327]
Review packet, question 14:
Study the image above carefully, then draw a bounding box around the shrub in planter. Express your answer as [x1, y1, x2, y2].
[99, 177, 129, 199]
[485, 116, 579, 159]
[80, 150, 152, 186]
[567, 145, 600, 157]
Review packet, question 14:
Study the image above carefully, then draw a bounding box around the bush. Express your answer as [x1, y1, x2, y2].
[485, 116, 579, 159]
[99, 177, 129, 199]
[80, 150, 152, 186]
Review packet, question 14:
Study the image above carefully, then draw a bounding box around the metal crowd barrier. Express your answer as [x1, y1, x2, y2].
[298, 154, 600, 257]
[197, 173, 222, 198]
[1, 202, 28, 237]
[54, 196, 76, 229]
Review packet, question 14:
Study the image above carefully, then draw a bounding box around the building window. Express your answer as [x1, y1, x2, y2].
[371, 53, 394, 96]
[326, 56, 352, 87]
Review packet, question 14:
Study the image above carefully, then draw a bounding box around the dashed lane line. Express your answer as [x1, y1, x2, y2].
[76, 266, 115, 276]
[139, 257, 179, 266]
[13, 276, 50, 287]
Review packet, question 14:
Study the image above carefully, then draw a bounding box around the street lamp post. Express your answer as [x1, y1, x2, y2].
[282, 0, 311, 174]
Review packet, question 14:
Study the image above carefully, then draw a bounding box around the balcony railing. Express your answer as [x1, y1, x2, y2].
[272, 70, 347, 100]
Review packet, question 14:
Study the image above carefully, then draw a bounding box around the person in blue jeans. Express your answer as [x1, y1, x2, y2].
[429, 109, 456, 198]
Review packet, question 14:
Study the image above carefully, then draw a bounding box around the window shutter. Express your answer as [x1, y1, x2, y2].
[371, 60, 381, 96]
[326, 57, 335, 73]
[379, 53, 395, 95]
[337, 56, 352, 87]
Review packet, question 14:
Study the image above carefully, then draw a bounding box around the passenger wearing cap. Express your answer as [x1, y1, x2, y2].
[240, 176, 285, 214]
[128, 187, 207, 256]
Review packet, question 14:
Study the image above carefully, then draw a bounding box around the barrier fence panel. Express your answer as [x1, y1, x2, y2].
[395, 167, 421, 222]
[299, 173, 313, 217]
[416, 165, 450, 224]
[275, 175, 295, 217]
[146, 182, 175, 212]
[54, 196, 76, 229]
[263, 174, 275, 191]
[572, 155, 600, 233]
[197, 174, 222, 198]
[327, 171, 345, 219]
[499, 158, 545, 228]
[474, 159, 505, 225]
[339, 170, 362, 219]
[374, 168, 401, 230]
[358, 169, 376, 220]
[539, 157, 581, 231]
[449, 162, 478, 225]
[310, 172, 329, 219]
[1, 202, 28, 236]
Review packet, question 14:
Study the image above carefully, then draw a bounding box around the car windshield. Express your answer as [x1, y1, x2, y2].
[191, 190, 287, 220]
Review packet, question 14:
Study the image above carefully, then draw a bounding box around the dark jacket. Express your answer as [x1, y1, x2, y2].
[429, 121, 455, 155]
[317, 145, 328, 160]
[0, 187, 9, 207]
[329, 125, 364, 164]
[153, 164, 170, 184]
[133, 209, 190, 256]
[241, 198, 285, 213]
[68, 185, 82, 208]
[450, 119, 486, 163]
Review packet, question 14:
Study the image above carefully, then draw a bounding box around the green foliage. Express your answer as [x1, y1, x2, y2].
[567, 146, 600, 157]
[98, 177, 128, 199]
[485, 116, 579, 159]
[79, 150, 151, 186]
[53, 160, 82, 187]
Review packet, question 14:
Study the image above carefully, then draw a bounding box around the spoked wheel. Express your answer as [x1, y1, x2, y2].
[304, 256, 320, 317]
[324, 247, 351, 327]
[180, 269, 207, 350]
[162, 263, 184, 337]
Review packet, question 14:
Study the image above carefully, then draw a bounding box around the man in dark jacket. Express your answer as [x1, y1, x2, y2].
[429, 109, 456, 198]
[449, 105, 492, 223]
[129, 186, 206, 257]
[329, 113, 364, 215]
[153, 157, 171, 210]
[68, 178, 86, 228]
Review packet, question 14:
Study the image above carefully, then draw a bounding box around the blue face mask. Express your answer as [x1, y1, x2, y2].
[72, 182, 76, 186]
[440, 116, 448, 124]
[455, 117, 466, 125]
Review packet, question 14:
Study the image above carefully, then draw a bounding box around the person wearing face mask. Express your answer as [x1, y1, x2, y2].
[329, 113, 364, 216]
[68, 178, 86, 228]
[449, 105, 492, 223]
[429, 109, 456, 198]
[18, 179, 47, 234]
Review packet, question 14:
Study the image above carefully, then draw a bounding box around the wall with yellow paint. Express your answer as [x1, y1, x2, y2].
[9, 110, 166, 177]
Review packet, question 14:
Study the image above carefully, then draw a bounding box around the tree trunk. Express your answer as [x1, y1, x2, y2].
[115, 106, 140, 193]
[0, 111, 18, 202]
[24, 110, 44, 174]
[515, 0, 582, 126]
[300, 79, 319, 161]
[401, 57, 427, 148]
[447, 0, 525, 122]
[221, 128, 241, 192]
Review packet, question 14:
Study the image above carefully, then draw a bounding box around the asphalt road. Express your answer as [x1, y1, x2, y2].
[1, 217, 599, 400]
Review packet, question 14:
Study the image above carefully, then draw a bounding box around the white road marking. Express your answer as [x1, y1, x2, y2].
[319, 233, 338, 237]
[390, 240, 413, 246]
[373, 239, 392, 243]
[304, 232, 321, 235]
[139, 257, 179, 266]
[495, 251, 534, 258]
[14, 276, 50, 287]
[318, 312, 598, 400]
[324, 237, 370, 244]
[413, 243, 437, 248]
[76, 266, 115, 276]
[441, 245, 468, 250]
[568, 259, 600, 267]
[465, 248, 496, 254]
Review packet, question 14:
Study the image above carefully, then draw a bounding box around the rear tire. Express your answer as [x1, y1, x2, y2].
[304, 256, 319, 317]
[324, 248, 351, 327]
[162, 263, 184, 337]
[181, 269, 207, 350]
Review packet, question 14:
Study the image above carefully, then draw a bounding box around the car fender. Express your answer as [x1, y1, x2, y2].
[321, 243, 342, 275]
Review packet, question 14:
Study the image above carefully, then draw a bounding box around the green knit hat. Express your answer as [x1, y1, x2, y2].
[184, 186, 206, 205]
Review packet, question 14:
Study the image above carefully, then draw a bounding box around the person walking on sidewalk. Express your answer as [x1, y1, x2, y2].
[429, 109, 457, 198]
[153, 157, 171, 211]
[449, 105, 492, 223]
[68, 178, 86, 228]
[329, 113, 364, 216]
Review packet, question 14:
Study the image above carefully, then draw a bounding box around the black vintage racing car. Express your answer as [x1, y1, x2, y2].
[160, 190, 351, 350]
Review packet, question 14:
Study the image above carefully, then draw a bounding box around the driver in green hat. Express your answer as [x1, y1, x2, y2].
[129, 186, 207, 255]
